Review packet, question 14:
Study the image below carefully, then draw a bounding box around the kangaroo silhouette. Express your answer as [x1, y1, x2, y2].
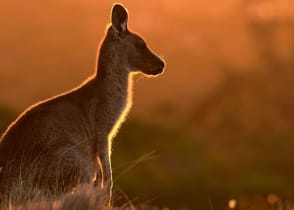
[0, 3, 164, 204]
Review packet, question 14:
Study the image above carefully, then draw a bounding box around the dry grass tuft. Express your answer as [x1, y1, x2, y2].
[1, 184, 161, 210]
[2, 184, 107, 210]
[0, 151, 162, 210]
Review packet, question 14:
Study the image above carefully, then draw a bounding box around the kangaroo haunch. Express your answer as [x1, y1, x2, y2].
[0, 3, 164, 205]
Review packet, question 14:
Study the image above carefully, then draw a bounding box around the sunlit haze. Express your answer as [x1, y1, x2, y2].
[1, 0, 292, 127]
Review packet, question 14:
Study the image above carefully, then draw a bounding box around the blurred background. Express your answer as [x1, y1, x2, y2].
[1, 0, 294, 209]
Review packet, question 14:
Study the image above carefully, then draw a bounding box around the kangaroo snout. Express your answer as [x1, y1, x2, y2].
[150, 58, 165, 75]
[157, 59, 165, 73]
[138, 48, 165, 76]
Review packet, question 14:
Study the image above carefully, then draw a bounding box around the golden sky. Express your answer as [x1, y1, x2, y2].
[0, 0, 293, 123]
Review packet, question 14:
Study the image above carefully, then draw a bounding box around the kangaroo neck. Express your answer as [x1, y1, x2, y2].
[95, 60, 130, 98]
[89, 53, 133, 136]
[95, 36, 130, 96]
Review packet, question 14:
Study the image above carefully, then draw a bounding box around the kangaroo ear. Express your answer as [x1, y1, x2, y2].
[111, 4, 128, 34]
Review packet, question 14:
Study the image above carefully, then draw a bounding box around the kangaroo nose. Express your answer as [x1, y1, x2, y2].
[159, 60, 165, 69]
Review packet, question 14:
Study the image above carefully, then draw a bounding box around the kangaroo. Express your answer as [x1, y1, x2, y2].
[0, 3, 164, 205]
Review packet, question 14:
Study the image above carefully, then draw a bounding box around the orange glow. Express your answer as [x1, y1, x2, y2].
[1, 0, 294, 124]
[1, 1, 294, 209]
[267, 193, 279, 205]
[228, 199, 237, 209]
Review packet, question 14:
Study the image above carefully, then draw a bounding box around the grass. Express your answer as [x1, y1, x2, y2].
[0, 163, 159, 210]
[0, 152, 109, 210]
[1, 183, 161, 210]
[2, 107, 294, 209]
[112, 120, 294, 209]
[5, 184, 109, 210]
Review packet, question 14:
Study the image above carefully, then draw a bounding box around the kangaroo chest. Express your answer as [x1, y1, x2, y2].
[90, 88, 129, 136]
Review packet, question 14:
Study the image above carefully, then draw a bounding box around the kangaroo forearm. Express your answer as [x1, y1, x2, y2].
[96, 135, 112, 185]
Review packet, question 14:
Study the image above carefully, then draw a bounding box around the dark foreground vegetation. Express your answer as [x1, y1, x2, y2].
[1, 103, 294, 209]
[0, 183, 161, 210]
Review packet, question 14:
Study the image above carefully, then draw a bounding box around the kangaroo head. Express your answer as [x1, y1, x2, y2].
[109, 4, 165, 76]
